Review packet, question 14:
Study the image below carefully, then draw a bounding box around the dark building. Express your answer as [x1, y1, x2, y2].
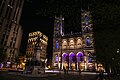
[0, 0, 24, 63]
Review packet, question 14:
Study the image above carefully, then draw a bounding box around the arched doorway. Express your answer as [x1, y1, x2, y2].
[77, 52, 84, 71]
[62, 53, 68, 69]
[69, 52, 76, 70]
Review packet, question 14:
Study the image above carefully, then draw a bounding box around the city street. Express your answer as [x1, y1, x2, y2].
[1, 70, 120, 80]
[0, 71, 97, 80]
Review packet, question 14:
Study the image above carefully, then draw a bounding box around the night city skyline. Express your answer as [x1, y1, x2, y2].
[1, 0, 120, 79]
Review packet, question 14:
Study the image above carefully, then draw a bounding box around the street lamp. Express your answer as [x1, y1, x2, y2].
[45, 59, 47, 69]
[112, 48, 120, 74]
[116, 48, 120, 74]
[117, 49, 119, 54]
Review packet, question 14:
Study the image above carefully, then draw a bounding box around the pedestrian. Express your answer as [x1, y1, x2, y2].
[97, 70, 104, 80]
[66, 69, 68, 74]
[106, 72, 110, 80]
[79, 68, 81, 75]
[63, 66, 66, 74]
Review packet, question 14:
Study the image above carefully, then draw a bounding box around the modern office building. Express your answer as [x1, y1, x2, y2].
[0, 0, 24, 63]
[52, 11, 101, 71]
[26, 31, 48, 62]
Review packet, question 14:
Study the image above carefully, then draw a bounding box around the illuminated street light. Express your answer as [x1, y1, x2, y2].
[117, 49, 119, 54]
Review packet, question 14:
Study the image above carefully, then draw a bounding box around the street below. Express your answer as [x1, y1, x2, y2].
[0, 70, 120, 80]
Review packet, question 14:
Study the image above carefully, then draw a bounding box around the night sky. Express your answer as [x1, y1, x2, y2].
[19, 0, 89, 60]
[20, 1, 54, 59]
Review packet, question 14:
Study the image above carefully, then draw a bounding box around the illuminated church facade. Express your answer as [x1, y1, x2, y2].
[52, 10, 99, 71]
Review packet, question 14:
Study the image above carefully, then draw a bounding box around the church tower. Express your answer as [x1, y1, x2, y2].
[52, 15, 64, 69]
[81, 11, 96, 70]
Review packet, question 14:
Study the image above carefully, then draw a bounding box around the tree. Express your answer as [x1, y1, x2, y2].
[90, 0, 120, 72]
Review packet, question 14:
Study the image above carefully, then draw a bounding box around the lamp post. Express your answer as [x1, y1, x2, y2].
[45, 59, 47, 69]
[60, 45, 62, 70]
[116, 48, 119, 74]
[112, 48, 120, 74]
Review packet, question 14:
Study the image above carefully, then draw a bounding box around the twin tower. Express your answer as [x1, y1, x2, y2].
[52, 10, 98, 71]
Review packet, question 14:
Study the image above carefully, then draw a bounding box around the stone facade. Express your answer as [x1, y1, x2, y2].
[52, 11, 97, 71]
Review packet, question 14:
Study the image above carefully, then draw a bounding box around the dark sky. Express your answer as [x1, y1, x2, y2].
[20, 1, 54, 59]
[19, 0, 89, 60]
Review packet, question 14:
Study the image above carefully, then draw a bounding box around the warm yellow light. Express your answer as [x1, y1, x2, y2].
[63, 40, 66, 43]
[29, 33, 32, 36]
[24, 59, 26, 62]
[71, 63, 74, 66]
[70, 39, 74, 42]
[48, 65, 51, 69]
[22, 63, 25, 66]
[80, 63, 85, 66]
[43, 35, 48, 41]
[98, 64, 103, 66]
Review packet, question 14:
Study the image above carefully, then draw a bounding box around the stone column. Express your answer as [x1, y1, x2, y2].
[77, 62, 79, 70]
[84, 56, 87, 70]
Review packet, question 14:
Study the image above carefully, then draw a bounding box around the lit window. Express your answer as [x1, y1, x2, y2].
[77, 39, 82, 48]
[56, 32, 59, 37]
[56, 41, 59, 49]
[70, 39, 74, 48]
[88, 57, 92, 62]
[62, 40, 67, 49]
[85, 26, 89, 32]
[55, 55, 58, 62]
[86, 37, 90, 46]
[85, 16, 88, 21]
[56, 27, 59, 30]
[32, 42, 34, 44]
[85, 22, 88, 26]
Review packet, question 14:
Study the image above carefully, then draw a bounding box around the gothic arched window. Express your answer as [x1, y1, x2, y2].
[55, 55, 58, 62]
[88, 57, 92, 62]
[69, 39, 74, 49]
[85, 22, 88, 26]
[76, 39, 82, 48]
[62, 40, 67, 49]
[56, 27, 59, 30]
[85, 16, 88, 21]
[55, 32, 59, 37]
[85, 26, 89, 32]
[55, 41, 59, 49]
[86, 37, 90, 46]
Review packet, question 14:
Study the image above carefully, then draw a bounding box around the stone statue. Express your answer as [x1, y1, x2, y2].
[24, 36, 45, 74]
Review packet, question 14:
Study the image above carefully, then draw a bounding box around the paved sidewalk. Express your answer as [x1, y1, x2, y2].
[8, 72, 57, 77]
[2, 70, 119, 80]
[0, 71, 96, 80]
